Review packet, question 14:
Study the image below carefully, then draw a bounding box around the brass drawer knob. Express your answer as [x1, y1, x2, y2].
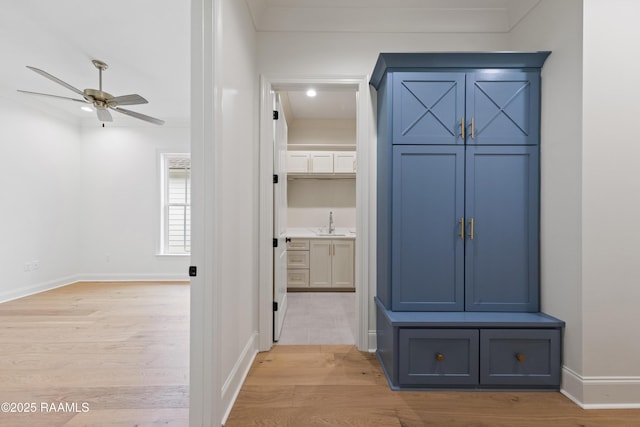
[435, 353, 444, 362]
[515, 353, 526, 363]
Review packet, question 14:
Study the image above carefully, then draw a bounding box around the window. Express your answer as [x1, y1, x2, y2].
[161, 154, 191, 254]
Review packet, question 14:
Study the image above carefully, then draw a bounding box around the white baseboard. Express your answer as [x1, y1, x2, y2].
[221, 332, 259, 425]
[368, 329, 377, 352]
[562, 365, 640, 408]
[0, 274, 190, 304]
[76, 273, 190, 282]
[0, 275, 80, 303]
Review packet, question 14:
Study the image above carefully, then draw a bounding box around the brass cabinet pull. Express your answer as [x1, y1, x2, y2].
[435, 353, 444, 362]
[471, 117, 475, 139]
[515, 353, 526, 363]
[461, 117, 465, 140]
[469, 218, 475, 240]
[459, 217, 465, 240]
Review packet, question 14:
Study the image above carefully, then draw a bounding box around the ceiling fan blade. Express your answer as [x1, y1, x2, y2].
[96, 108, 113, 122]
[17, 89, 88, 103]
[109, 94, 148, 106]
[26, 66, 85, 97]
[112, 106, 165, 125]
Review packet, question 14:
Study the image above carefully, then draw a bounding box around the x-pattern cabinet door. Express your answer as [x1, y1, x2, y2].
[466, 71, 540, 146]
[392, 72, 465, 145]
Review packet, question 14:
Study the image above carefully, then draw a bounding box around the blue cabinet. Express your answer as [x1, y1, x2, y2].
[371, 52, 563, 390]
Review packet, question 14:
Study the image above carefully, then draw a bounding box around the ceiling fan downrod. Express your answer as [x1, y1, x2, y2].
[92, 59, 108, 92]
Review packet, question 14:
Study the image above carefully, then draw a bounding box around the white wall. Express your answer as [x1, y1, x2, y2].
[581, 0, 640, 406]
[508, 0, 586, 401]
[288, 178, 356, 228]
[0, 94, 82, 301]
[288, 118, 356, 146]
[258, 32, 509, 76]
[78, 124, 190, 281]
[217, 0, 260, 421]
[0, 91, 190, 303]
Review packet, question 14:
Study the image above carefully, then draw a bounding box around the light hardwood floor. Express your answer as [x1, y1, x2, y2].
[4, 283, 640, 427]
[0, 282, 189, 427]
[226, 345, 640, 427]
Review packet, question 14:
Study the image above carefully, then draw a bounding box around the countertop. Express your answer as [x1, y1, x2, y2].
[287, 227, 356, 239]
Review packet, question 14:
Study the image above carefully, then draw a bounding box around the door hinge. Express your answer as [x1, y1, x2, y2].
[273, 301, 278, 311]
[273, 174, 279, 184]
[273, 110, 279, 120]
[273, 238, 278, 248]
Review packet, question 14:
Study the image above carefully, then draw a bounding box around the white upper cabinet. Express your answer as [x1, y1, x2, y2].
[309, 152, 333, 173]
[287, 150, 356, 175]
[287, 152, 311, 173]
[333, 151, 357, 173]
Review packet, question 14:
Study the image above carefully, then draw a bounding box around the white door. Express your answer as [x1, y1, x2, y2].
[273, 93, 289, 342]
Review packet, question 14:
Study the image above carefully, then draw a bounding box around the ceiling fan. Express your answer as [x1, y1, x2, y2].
[18, 59, 164, 125]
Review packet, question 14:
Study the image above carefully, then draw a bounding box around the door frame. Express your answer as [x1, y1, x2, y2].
[258, 75, 372, 352]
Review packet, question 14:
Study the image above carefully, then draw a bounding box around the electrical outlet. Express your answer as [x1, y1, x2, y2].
[33, 260, 40, 271]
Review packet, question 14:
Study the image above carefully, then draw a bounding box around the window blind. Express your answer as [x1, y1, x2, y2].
[165, 156, 191, 254]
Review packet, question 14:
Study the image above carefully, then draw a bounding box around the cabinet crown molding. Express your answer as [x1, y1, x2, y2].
[370, 51, 551, 89]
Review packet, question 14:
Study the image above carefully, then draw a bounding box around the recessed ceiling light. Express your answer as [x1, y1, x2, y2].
[306, 89, 317, 97]
[81, 106, 94, 112]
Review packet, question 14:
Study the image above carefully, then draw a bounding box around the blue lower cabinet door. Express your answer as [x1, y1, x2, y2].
[392, 146, 465, 311]
[399, 329, 479, 386]
[480, 329, 561, 386]
[465, 145, 539, 312]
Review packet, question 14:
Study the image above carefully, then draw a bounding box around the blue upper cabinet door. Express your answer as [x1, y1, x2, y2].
[392, 145, 465, 311]
[465, 146, 539, 312]
[466, 71, 540, 145]
[392, 72, 465, 145]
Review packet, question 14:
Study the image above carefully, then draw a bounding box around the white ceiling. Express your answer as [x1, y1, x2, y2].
[246, 0, 541, 33]
[0, 0, 540, 126]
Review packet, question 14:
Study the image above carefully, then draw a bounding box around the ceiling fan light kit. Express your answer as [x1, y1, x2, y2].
[17, 59, 165, 125]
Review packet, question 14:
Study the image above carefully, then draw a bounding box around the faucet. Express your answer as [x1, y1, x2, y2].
[328, 211, 335, 234]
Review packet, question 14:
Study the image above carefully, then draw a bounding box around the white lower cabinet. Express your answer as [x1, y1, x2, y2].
[309, 239, 354, 288]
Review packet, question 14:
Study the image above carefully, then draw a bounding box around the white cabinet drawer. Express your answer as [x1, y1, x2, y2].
[287, 239, 309, 251]
[287, 251, 309, 269]
[287, 269, 309, 287]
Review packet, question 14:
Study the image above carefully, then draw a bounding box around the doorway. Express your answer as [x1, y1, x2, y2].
[258, 76, 371, 352]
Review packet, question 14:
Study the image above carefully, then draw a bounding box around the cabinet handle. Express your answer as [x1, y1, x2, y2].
[515, 353, 526, 363]
[458, 217, 465, 240]
[468, 218, 475, 240]
[461, 117, 465, 140]
[471, 117, 475, 139]
[435, 353, 444, 362]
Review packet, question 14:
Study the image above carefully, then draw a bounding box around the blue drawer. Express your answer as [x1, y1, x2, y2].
[398, 329, 479, 385]
[480, 329, 561, 386]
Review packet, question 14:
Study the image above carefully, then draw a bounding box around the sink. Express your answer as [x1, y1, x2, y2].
[314, 228, 345, 237]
